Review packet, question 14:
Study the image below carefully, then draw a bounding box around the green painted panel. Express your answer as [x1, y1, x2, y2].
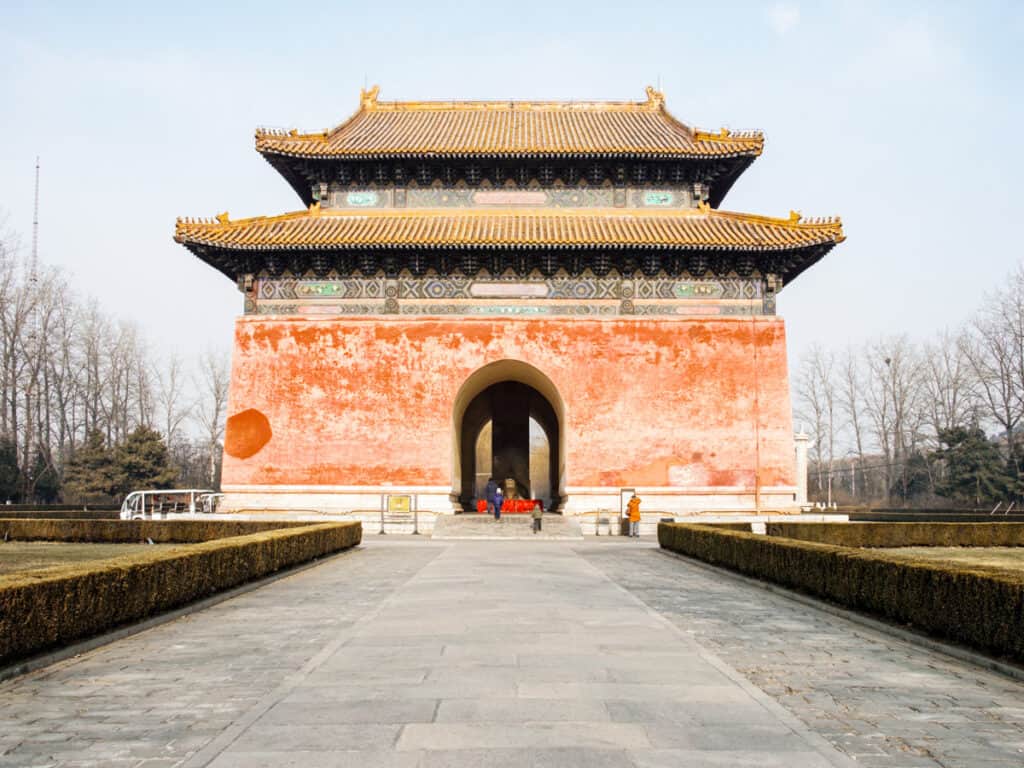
[644, 191, 674, 206]
[346, 191, 379, 207]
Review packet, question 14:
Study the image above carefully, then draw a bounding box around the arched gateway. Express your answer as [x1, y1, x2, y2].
[176, 86, 844, 519]
[453, 361, 565, 512]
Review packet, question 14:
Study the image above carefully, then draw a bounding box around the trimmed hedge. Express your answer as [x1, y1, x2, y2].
[0, 518, 314, 543]
[0, 521, 361, 666]
[658, 522, 1024, 662]
[851, 511, 1024, 523]
[0, 510, 120, 520]
[0, 504, 120, 512]
[763, 522, 1024, 548]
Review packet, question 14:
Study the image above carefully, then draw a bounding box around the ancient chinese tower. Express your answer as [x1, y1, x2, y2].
[175, 86, 843, 517]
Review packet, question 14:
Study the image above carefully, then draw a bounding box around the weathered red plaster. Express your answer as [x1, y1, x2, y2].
[222, 316, 796, 496]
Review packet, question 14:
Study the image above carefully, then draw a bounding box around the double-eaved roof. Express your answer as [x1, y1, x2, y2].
[175, 205, 843, 285]
[255, 86, 764, 160]
[176, 86, 843, 287]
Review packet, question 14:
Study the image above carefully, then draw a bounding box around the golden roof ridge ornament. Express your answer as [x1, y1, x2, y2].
[352, 85, 674, 114]
[360, 84, 381, 110]
[644, 85, 665, 109]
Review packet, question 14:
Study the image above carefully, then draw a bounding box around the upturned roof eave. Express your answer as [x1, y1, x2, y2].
[253, 146, 764, 162]
[176, 237, 840, 253]
[177, 239, 838, 289]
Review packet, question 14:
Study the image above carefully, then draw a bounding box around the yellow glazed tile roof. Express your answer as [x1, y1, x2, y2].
[254, 86, 764, 160]
[175, 206, 843, 252]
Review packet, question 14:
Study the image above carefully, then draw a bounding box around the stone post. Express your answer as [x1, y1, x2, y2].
[794, 433, 809, 509]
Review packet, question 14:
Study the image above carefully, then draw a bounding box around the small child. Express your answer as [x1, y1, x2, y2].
[493, 488, 504, 520]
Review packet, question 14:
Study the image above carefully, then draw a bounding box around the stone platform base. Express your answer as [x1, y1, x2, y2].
[220, 486, 455, 516]
[563, 486, 801, 517]
[217, 484, 837, 538]
[432, 513, 583, 541]
[598, 511, 850, 537]
[208, 506, 848, 538]
[220, 484, 803, 521]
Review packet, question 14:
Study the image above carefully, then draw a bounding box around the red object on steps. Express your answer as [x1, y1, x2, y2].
[501, 499, 543, 514]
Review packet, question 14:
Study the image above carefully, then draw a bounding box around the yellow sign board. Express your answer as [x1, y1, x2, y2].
[387, 495, 412, 514]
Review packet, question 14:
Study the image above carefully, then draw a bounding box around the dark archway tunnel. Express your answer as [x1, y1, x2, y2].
[459, 381, 560, 512]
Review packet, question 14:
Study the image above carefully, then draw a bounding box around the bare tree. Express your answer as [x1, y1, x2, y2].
[77, 301, 108, 440]
[922, 329, 977, 438]
[838, 346, 868, 500]
[795, 344, 839, 503]
[0, 221, 18, 440]
[0, 214, 172, 499]
[194, 349, 231, 487]
[156, 354, 193, 446]
[0, 212, 239, 501]
[20, 267, 64, 497]
[863, 336, 924, 503]
[963, 292, 1023, 463]
[0, 247, 35, 462]
[46, 288, 82, 466]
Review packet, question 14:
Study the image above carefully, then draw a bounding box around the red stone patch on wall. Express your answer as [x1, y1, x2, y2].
[224, 408, 273, 459]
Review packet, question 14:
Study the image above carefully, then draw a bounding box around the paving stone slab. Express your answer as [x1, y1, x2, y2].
[418, 747, 636, 768]
[396, 722, 652, 750]
[434, 698, 612, 722]
[628, 749, 838, 767]
[227, 724, 402, 752]
[261, 699, 438, 725]
[207, 750, 422, 768]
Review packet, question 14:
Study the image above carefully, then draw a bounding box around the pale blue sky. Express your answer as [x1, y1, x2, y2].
[1, 0, 1022, 370]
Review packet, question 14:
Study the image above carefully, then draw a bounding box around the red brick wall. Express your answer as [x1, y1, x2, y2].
[222, 316, 795, 493]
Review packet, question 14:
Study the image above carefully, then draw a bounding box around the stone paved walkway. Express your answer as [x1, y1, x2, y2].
[0, 539, 1021, 767]
[584, 545, 1024, 768]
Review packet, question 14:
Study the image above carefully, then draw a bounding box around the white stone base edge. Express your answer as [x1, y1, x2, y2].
[221, 485, 803, 517]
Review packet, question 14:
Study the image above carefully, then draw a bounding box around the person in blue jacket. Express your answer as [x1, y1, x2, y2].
[484, 477, 498, 515]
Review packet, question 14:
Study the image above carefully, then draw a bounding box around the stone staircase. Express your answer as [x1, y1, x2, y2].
[431, 513, 583, 540]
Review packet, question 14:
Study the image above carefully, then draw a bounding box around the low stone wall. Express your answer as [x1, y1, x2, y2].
[762, 522, 1024, 548]
[0, 518, 314, 543]
[0, 521, 361, 666]
[658, 522, 1024, 662]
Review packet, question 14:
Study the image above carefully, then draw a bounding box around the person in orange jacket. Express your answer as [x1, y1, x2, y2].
[627, 494, 642, 537]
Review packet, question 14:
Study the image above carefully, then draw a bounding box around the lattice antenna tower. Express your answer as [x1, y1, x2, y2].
[31, 156, 39, 286]
[24, 156, 41, 477]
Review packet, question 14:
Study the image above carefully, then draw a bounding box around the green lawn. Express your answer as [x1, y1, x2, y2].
[0, 541, 173, 576]
[880, 546, 1024, 573]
